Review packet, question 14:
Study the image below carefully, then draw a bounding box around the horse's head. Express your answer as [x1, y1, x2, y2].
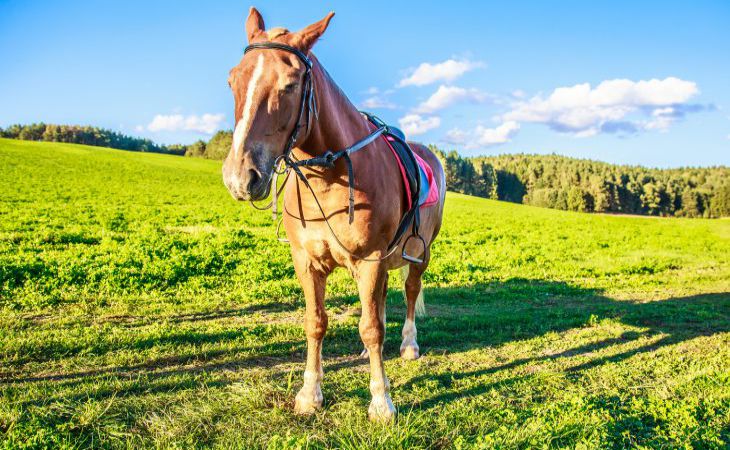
[222, 7, 334, 201]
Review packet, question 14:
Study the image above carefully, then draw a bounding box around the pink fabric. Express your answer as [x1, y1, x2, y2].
[382, 136, 439, 209]
[414, 150, 440, 207]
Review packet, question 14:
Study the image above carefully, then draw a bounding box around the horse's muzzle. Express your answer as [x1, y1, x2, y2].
[223, 167, 271, 202]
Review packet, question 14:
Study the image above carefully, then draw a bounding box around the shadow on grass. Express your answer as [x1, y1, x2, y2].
[4, 279, 728, 412]
[99, 301, 299, 329]
[390, 280, 728, 410]
[97, 293, 360, 329]
[412, 280, 728, 352]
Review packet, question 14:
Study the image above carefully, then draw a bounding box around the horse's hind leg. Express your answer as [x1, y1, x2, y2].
[400, 264, 425, 360]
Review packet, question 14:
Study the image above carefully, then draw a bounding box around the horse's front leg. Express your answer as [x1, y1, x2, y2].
[356, 262, 396, 422]
[292, 250, 329, 414]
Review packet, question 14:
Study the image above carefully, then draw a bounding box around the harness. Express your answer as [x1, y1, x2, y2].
[244, 42, 425, 263]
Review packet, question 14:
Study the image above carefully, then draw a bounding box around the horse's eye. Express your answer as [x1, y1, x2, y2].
[282, 82, 298, 94]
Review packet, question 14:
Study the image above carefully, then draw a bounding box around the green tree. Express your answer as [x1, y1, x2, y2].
[567, 186, 588, 212]
[203, 131, 233, 160]
[184, 140, 207, 158]
[710, 184, 730, 217]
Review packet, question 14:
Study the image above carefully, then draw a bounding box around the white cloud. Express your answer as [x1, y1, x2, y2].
[444, 121, 520, 148]
[398, 114, 441, 136]
[398, 58, 484, 87]
[503, 77, 701, 137]
[146, 113, 225, 134]
[360, 96, 396, 110]
[444, 128, 468, 145]
[415, 85, 490, 113]
[643, 107, 677, 132]
[474, 121, 521, 146]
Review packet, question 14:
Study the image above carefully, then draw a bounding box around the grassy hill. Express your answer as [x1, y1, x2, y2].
[1, 138, 728, 449]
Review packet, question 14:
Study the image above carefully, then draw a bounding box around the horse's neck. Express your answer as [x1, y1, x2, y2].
[294, 58, 369, 159]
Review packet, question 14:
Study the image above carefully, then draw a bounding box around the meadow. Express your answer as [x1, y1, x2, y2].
[0, 137, 728, 449]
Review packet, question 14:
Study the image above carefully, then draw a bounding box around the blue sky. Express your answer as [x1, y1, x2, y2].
[1, 0, 728, 167]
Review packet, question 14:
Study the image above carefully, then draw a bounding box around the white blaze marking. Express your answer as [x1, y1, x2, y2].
[233, 53, 265, 157]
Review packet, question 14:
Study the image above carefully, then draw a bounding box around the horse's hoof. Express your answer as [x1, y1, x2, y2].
[359, 348, 370, 359]
[400, 344, 420, 360]
[294, 388, 323, 415]
[368, 393, 396, 422]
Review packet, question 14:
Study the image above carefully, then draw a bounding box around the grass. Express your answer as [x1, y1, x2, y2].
[0, 137, 728, 449]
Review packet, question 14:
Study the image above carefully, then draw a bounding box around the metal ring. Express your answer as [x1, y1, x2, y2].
[274, 154, 288, 174]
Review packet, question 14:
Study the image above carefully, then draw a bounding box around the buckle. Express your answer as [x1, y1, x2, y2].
[323, 151, 335, 167]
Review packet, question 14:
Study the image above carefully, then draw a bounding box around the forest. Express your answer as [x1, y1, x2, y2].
[0, 123, 186, 155]
[2, 124, 727, 217]
[182, 130, 729, 218]
[437, 149, 729, 218]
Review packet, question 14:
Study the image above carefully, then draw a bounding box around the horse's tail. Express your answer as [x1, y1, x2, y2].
[400, 265, 426, 317]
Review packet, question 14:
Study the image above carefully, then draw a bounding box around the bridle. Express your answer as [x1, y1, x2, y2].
[243, 42, 319, 163]
[244, 42, 386, 223]
[242, 42, 424, 263]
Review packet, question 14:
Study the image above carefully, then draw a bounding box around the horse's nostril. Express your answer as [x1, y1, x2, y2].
[247, 169, 260, 192]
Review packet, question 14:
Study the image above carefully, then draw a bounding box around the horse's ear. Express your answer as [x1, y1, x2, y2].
[246, 7, 265, 43]
[293, 12, 335, 51]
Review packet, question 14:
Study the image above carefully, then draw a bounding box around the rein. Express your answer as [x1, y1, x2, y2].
[244, 42, 423, 263]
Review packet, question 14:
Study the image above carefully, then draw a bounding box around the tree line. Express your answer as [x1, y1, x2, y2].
[181, 131, 231, 160]
[4, 123, 727, 217]
[433, 147, 729, 218]
[0, 123, 186, 155]
[184, 132, 729, 218]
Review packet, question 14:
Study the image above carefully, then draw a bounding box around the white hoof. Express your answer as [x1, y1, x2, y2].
[359, 348, 370, 359]
[400, 344, 420, 360]
[294, 387, 323, 415]
[368, 393, 396, 422]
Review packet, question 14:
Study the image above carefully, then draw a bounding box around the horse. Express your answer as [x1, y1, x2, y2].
[221, 8, 445, 422]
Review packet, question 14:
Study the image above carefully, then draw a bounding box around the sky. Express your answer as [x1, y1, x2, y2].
[1, 0, 729, 167]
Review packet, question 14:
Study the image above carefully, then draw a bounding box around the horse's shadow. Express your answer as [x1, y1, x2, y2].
[370, 279, 728, 409]
[6, 278, 728, 412]
[408, 279, 727, 353]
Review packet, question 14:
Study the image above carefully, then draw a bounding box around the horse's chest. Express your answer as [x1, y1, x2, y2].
[282, 169, 401, 266]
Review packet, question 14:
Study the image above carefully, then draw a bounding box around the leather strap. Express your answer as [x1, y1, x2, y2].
[242, 42, 423, 262]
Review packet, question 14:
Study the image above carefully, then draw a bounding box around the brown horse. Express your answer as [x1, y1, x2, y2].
[222, 8, 445, 421]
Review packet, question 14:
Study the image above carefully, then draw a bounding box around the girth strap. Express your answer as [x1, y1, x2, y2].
[243, 40, 424, 262]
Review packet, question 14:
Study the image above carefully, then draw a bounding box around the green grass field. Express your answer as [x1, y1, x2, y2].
[1, 137, 728, 449]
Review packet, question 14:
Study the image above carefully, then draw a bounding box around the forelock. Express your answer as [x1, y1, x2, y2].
[266, 27, 289, 39]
